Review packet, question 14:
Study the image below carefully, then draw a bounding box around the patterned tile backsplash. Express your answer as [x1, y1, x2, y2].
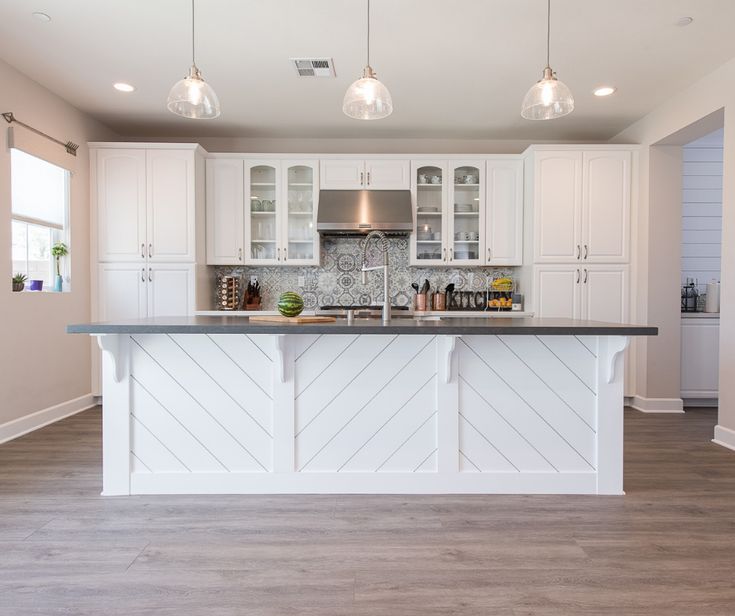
[214, 236, 516, 310]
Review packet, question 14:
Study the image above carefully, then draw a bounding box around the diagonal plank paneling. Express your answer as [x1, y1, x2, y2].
[295, 335, 438, 472]
[131, 334, 272, 472]
[458, 336, 595, 472]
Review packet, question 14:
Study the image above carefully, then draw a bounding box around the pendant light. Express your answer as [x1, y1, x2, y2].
[343, 0, 393, 120]
[521, 0, 574, 120]
[167, 0, 221, 119]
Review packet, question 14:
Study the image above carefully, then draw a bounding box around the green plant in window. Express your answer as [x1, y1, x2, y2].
[51, 242, 68, 277]
[12, 273, 27, 292]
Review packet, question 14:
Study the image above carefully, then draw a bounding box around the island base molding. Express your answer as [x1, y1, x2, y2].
[96, 332, 629, 496]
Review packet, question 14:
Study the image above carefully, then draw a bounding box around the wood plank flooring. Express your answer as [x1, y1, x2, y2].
[1, 406, 734, 615]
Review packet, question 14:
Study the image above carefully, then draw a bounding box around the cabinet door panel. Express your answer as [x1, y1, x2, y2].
[583, 151, 630, 262]
[681, 319, 720, 398]
[146, 150, 196, 262]
[206, 159, 244, 265]
[534, 266, 581, 319]
[147, 264, 195, 317]
[245, 162, 281, 265]
[486, 160, 523, 265]
[581, 266, 629, 323]
[96, 149, 146, 262]
[320, 160, 364, 189]
[282, 160, 319, 266]
[365, 159, 410, 189]
[410, 161, 448, 266]
[449, 162, 484, 265]
[98, 263, 146, 320]
[534, 152, 582, 262]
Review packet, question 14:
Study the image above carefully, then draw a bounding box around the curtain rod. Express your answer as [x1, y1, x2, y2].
[2, 112, 79, 156]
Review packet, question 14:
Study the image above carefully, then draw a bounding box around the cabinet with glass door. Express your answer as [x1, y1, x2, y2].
[448, 162, 485, 265]
[410, 161, 448, 266]
[282, 161, 319, 266]
[245, 162, 281, 265]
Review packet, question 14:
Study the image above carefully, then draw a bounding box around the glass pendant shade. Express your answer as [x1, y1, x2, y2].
[521, 66, 574, 120]
[343, 66, 393, 120]
[167, 65, 221, 119]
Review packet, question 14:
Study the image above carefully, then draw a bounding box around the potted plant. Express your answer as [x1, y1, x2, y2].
[12, 273, 27, 292]
[51, 241, 68, 292]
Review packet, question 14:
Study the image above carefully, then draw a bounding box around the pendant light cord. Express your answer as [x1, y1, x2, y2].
[191, 0, 196, 67]
[546, 0, 551, 68]
[366, 0, 371, 67]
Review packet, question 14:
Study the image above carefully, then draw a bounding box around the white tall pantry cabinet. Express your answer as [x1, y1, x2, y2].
[91, 143, 208, 394]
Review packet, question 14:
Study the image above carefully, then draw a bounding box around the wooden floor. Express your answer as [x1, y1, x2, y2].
[1, 408, 735, 615]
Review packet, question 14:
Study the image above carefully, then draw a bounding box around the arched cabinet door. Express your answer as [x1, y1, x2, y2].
[448, 162, 484, 266]
[244, 162, 281, 265]
[282, 161, 319, 266]
[410, 161, 448, 266]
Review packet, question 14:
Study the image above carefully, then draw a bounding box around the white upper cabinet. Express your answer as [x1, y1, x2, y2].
[533, 149, 631, 264]
[364, 159, 410, 189]
[206, 159, 244, 265]
[146, 149, 196, 262]
[96, 149, 146, 262]
[485, 160, 523, 265]
[582, 151, 631, 263]
[96, 147, 199, 264]
[320, 159, 409, 190]
[533, 151, 583, 263]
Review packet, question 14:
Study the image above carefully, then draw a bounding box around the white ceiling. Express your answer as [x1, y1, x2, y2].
[1, 0, 734, 141]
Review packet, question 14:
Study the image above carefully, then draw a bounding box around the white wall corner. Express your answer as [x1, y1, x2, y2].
[712, 425, 735, 452]
[629, 395, 685, 413]
[0, 394, 97, 444]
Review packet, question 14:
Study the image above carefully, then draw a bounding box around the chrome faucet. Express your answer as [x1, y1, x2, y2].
[360, 230, 391, 323]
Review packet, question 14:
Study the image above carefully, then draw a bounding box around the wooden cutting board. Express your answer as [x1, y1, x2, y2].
[248, 315, 337, 324]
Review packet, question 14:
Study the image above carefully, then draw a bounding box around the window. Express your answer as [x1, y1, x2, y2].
[10, 149, 70, 290]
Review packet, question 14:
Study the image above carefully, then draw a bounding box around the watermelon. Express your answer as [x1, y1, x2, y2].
[277, 291, 304, 318]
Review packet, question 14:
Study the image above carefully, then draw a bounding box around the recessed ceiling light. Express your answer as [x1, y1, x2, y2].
[113, 82, 136, 93]
[676, 16, 694, 27]
[593, 86, 616, 97]
[32, 11, 51, 22]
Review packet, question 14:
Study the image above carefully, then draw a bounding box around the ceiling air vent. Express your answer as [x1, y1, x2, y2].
[291, 58, 336, 77]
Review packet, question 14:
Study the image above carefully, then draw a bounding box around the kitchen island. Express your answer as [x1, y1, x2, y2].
[68, 317, 656, 496]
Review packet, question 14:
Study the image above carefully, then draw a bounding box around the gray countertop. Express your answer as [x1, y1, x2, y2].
[67, 316, 657, 336]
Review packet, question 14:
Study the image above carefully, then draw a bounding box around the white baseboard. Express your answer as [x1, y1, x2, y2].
[713, 425, 735, 452]
[629, 395, 685, 413]
[0, 394, 97, 444]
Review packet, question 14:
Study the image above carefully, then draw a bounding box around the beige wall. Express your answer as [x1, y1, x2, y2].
[613, 56, 735, 432]
[0, 59, 117, 427]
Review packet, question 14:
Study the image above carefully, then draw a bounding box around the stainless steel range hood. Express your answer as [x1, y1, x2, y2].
[317, 189, 413, 235]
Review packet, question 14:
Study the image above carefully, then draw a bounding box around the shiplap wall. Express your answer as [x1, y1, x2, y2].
[682, 128, 724, 292]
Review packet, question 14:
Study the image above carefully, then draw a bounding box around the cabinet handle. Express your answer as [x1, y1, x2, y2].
[584, 244, 588, 260]
[148, 243, 153, 258]
[449, 248, 454, 262]
[367, 171, 371, 185]
[576, 269, 580, 284]
[360, 171, 364, 186]
[141, 268, 145, 282]
[576, 244, 581, 260]
[284, 248, 288, 261]
[443, 248, 447, 262]
[238, 248, 242, 261]
[148, 268, 152, 283]
[487, 248, 492, 261]
[277, 247, 281, 261]
[583, 268, 588, 284]
[141, 243, 145, 259]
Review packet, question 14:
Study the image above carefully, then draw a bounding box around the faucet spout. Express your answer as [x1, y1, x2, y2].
[361, 230, 391, 323]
